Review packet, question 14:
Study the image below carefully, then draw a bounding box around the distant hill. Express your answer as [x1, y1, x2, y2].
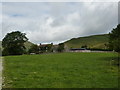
[64, 34, 109, 49]
[0, 34, 109, 51]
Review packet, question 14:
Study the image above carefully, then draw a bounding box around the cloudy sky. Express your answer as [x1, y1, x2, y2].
[1, 1, 118, 44]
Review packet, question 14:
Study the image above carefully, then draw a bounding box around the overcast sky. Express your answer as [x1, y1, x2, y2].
[1, 1, 118, 44]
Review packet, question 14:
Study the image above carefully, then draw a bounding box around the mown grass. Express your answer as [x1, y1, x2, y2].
[3, 52, 119, 88]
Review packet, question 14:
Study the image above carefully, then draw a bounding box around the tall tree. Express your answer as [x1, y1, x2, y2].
[0, 47, 2, 56]
[2, 31, 28, 56]
[28, 44, 39, 54]
[57, 43, 64, 52]
[109, 24, 120, 53]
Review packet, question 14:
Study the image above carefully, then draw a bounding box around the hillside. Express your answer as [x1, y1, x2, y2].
[64, 34, 109, 49]
[0, 34, 109, 50]
[24, 41, 34, 51]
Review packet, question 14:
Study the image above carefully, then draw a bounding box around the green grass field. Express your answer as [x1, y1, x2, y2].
[3, 52, 119, 88]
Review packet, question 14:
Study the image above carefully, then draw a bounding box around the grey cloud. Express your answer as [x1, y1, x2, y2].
[1, 2, 118, 44]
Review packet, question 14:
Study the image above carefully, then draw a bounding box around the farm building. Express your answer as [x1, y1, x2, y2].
[39, 43, 53, 52]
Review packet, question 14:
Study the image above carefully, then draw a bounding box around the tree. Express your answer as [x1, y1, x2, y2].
[81, 45, 87, 48]
[104, 43, 109, 50]
[2, 31, 28, 56]
[109, 24, 120, 53]
[28, 44, 39, 54]
[57, 43, 64, 52]
[0, 47, 2, 56]
[46, 43, 53, 52]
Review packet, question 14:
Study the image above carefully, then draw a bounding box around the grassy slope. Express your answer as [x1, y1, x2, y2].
[24, 41, 34, 51]
[1, 34, 108, 50]
[64, 34, 109, 49]
[3, 52, 118, 88]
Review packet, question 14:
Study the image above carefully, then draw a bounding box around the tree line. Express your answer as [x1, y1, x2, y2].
[28, 43, 64, 54]
[1, 24, 120, 56]
[2, 31, 64, 56]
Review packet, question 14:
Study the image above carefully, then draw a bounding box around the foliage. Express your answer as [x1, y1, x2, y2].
[0, 47, 2, 56]
[109, 24, 120, 53]
[81, 45, 87, 48]
[57, 43, 64, 52]
[3, 53, 118, 88]
[39, 46, 46, 53]
[28, 44, 39, 54]
[39, 43, 53, 53]
[46, 43, 53, 52]
[2, 31, 28, 56]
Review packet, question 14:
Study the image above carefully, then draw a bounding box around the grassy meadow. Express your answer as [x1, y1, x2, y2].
[2, 52, 119, 88]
